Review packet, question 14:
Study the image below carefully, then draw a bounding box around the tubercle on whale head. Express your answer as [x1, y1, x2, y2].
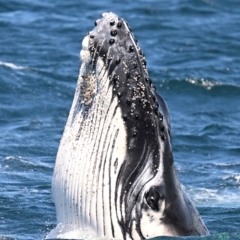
[80, 12, 172, 148]
[89, 12, 147, 72]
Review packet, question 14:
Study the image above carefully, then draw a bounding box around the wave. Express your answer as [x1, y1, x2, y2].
[1, 156, 52, 173]
[46, 227, 240, 240]
[0, 61, 27, 70]
[45, 228, 240, 240]
[185, 78, 222, 90]
[0, 237, 17, 240]
[45, 224, 102, 240]
[153, 232, 240, 240]
[185, 186, 240, 207]
[158, 78, 240, 93]
[163, 232, 240, 240]
[214, 162, 240, 167]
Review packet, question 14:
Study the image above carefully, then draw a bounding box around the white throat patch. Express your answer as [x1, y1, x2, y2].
[50, 35, 127, 239]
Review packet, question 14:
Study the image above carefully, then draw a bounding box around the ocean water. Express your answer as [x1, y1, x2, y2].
[0, 0, 240, 239]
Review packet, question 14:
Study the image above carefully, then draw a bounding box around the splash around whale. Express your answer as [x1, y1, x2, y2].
[46, 12, 209, 240]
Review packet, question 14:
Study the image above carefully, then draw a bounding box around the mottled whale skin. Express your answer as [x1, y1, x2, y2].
[50, 12, 209, 239]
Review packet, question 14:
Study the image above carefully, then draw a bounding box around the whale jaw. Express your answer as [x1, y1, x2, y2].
[49, 12, 209, 239]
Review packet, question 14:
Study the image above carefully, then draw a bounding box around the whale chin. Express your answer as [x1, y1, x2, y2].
[47, 12, 209, 239]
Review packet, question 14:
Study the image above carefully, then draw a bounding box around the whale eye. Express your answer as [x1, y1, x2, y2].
[145, 187, 164, 211]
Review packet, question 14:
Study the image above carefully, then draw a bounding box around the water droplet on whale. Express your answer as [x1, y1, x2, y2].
[133, 131, 137, 137]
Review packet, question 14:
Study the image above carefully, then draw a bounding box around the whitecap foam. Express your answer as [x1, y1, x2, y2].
[45, 223, 120, 240]
[235, 176, 240, 183]
[0, 61, 27, 70]
[186, 186, 240, 208]
[214, 162, 240, 167]
[185, 78, 222, 90]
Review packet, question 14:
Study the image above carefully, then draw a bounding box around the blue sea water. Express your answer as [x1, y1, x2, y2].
[0, 0, 240, 239]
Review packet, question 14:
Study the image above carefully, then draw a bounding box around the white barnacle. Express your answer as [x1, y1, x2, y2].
[79, 73, 96, 106]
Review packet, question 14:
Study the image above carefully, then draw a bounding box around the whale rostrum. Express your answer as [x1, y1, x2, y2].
[49, 12, 209, 239]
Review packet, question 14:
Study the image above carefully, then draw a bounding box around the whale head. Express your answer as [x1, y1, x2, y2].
[50, 12, 209, 240]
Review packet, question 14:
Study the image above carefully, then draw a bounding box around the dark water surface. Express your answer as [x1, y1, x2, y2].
[0, 0, 240, 239]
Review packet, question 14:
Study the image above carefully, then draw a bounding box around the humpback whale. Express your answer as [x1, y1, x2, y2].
[48, 12, 209, 239]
